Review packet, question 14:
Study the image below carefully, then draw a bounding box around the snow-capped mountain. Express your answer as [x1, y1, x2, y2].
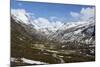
[49, 19, 95, 44]
[11, 9, 30, 24]
[11, 9, 64, 34]
[11, 9, 95, 47]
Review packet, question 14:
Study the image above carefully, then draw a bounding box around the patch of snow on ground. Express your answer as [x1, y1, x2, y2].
[11, 57, 48, 64]
[21, 58, 48, 64]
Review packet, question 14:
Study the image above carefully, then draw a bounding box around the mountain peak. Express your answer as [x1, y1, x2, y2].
[11, 9, 30, 24]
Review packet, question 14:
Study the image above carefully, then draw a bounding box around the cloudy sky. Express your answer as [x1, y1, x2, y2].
[11, 0, 95, 22]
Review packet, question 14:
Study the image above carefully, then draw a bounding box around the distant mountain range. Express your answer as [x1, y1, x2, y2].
[11, 9, 95, 56]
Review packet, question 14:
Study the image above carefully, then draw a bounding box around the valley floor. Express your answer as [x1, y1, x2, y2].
[11, 47, 95, 67]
